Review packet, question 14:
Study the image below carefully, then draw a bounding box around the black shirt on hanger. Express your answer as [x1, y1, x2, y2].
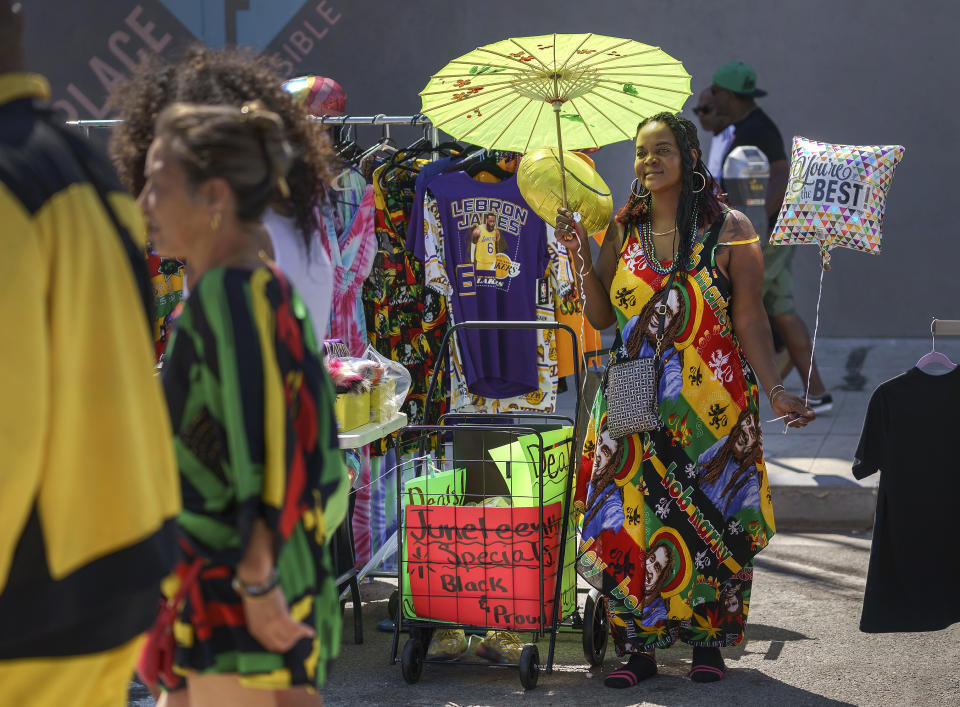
[853, 366, 960, 633]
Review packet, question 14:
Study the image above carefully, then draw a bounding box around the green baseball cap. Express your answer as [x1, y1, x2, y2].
[712, 62, 767, 97]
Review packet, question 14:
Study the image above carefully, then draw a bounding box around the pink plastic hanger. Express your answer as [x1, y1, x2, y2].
[916, 318, 958, 371]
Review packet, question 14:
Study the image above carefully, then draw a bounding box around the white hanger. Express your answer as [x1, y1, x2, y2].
[330, 167, 357, 193]
[916, 318, 958, 372]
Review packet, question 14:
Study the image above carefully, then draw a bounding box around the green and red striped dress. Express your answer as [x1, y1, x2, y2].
[162, 264, 349, 689]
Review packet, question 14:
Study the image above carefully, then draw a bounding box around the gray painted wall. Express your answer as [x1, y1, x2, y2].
[23, 0, 954, 336]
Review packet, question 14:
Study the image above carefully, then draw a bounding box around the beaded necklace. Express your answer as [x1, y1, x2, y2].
[639, 201, 700, 274]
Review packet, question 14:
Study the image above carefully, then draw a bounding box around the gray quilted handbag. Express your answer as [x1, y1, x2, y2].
[604, 355, 661, 438]
[603, 270, 677, 440]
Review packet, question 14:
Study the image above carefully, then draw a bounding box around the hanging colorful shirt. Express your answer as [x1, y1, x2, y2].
[327, 185, 377, 356]
[423, 172, 547, 399]
[362, 162, 449, 433]
[424, 191, 561, 413]
[146, 250, 184, 361]
[545, 228, 605, 376]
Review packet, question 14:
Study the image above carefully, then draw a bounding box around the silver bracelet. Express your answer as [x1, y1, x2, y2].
[232, 568, 280, 598]
[767, 384, 786, 405]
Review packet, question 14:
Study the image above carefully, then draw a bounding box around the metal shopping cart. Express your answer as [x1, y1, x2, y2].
[388, 321, 608, 689]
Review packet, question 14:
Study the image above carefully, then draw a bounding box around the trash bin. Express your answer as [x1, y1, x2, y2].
[722, 145, 769, 235]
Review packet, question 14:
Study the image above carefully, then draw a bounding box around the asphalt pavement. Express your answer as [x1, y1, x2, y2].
[127, 337, 960, 706]
[127, 530, 960, 706]
[321, 532, 960, 706]
[327, 338, 960, 705]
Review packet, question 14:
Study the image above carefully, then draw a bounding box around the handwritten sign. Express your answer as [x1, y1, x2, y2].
[485, 427, 578, 624]
[486, 427, 573, 505]
[403, 503, 574, 629]
[403, 466, 465, 507]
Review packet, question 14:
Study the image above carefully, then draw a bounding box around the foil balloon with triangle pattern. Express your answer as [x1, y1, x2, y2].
[769, 136, 904, 270]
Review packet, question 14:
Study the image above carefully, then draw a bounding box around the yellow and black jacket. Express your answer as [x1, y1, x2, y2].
[0, 73, 180, 658]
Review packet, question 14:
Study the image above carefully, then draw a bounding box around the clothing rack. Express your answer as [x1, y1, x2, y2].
[66, 114, 439, 145]
[932, 319, 960, 336]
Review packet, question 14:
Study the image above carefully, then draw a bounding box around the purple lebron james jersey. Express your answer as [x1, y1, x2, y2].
[426, 172, 547, 398]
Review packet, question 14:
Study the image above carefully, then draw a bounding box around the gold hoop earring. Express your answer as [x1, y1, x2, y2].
[210, 211, 222, 232]
[631, 177, 650, 198]
[691, 171, 707, 194]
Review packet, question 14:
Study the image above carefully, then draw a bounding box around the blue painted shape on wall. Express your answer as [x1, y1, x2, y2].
[155, 0, 308, 50]
[236, 0, 309, 50]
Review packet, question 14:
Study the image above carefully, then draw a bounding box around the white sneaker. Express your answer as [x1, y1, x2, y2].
[805, 393, 833, 415]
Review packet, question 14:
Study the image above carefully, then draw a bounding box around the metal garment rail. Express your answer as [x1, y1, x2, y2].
[66, 113, 439, 145]
[932, 319, 960, 336]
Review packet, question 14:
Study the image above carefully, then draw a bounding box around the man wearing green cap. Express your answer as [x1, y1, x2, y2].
[712, 62, 831, 412]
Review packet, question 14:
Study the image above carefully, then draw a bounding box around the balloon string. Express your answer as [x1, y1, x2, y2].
[768, 261, 825, 434]
[576, 243, 592, 405]
[804, 264, 826, 410]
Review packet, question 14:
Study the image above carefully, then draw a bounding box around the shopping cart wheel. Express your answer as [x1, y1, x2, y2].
[519, 644, 540, 690]
[582, 587, 609, 667]
[388, 590, 399, 623]
[410, 627, 433, 646]
[401, 638, 424, 684]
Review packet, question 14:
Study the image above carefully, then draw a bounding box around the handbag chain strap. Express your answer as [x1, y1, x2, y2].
[652, 269, 678, 363]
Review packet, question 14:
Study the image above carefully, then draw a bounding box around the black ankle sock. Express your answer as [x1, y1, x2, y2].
[689, 646, 726, 683]
[604, 652, 657, 688]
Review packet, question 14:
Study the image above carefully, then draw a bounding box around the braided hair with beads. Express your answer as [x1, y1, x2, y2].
[615, 112, 725, 279]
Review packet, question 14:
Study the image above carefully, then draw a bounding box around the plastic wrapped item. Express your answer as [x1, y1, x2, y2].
[363, 345, 411, 423]
[326, 356, 379, 394]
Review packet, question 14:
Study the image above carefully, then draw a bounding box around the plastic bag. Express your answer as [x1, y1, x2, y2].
[363, 345, 411, 423]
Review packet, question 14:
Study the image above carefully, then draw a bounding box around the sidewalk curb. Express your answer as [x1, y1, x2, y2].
[771, 485, 877, 531]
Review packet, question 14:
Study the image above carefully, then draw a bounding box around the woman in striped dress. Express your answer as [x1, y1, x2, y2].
[141, 101, 348, 705]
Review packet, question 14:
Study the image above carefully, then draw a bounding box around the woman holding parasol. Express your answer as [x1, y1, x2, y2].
[561, 112, 812, 687]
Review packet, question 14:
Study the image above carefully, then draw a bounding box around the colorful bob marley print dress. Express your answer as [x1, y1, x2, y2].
[575, 213, 775, 653]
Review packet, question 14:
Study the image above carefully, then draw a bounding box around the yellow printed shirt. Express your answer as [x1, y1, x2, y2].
[0, 73, 180, 659]
[545, 224, 605, 377]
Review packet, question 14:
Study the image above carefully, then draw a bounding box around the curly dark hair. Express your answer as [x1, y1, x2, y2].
[108, 45, 335, 241]
[615, 112, 725, 279]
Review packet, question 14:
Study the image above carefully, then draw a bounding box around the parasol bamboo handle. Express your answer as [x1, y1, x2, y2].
[552, 100, 569, 210]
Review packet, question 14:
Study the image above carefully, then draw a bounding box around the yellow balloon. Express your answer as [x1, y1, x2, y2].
[517, 148, 613, 236]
